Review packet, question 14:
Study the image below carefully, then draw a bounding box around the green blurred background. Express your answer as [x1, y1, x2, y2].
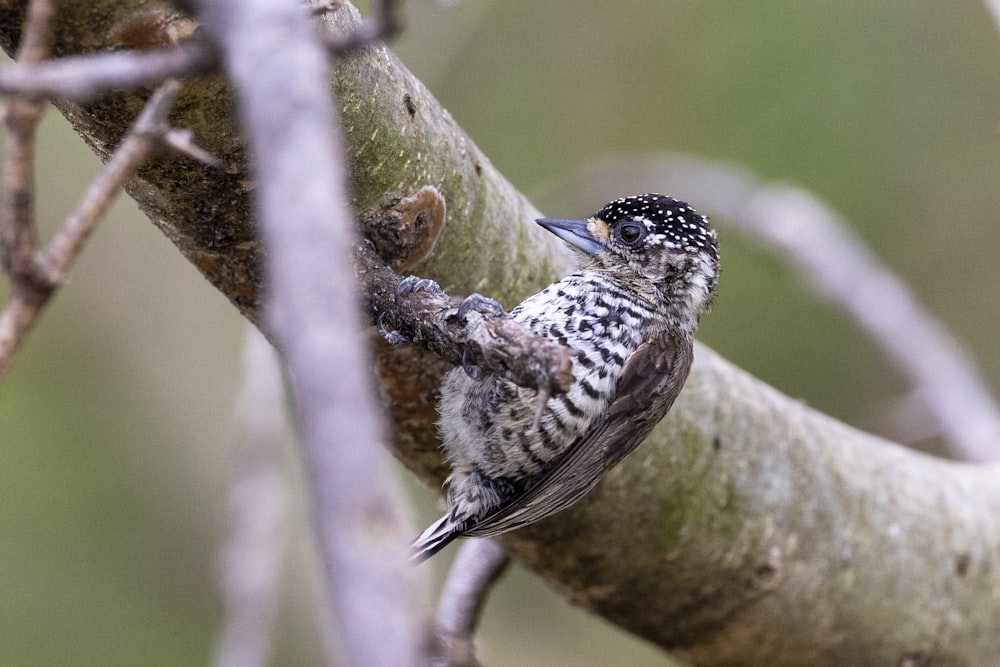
[3, 1, 999, 665]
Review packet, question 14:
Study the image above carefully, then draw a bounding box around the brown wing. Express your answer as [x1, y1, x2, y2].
[465, 331, 694, 538]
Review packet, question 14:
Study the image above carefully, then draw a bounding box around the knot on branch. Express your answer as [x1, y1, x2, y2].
[110, 7, 199, 51]
[359, 185, 446, 272]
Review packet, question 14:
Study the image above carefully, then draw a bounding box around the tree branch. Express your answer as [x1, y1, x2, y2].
[0, 0, 398, 102]
[0, 77, 194, 382]
[315, 0, 401, 54]
[190, 1, 425, 665]
[0, 0, 53, 285]
[214, 326, 289, 667]
[0, 40, 215, 101]
[434, 539, 511, 667]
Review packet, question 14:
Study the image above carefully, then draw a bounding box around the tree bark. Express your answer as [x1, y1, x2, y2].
[2, 1, 999, 664]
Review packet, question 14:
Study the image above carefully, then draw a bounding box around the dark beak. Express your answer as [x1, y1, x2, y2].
[536, 218, 601, 256]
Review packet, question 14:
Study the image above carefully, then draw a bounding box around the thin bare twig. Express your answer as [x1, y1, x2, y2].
[0, 79, 198, 383]
[161, 127, 222, 167]
[0, 0, 54, 284]
[40, 81, 191, 277]
[0, 0, 397, 103]
[214, 326, 289, 667]
[318, 0, 401, 54]
[547, 153, 1000, 461]
[13, 0, 53, 64]
[434, 539, 511, 667]
[192, 1, 426, 664]
[734, 185, 1000, 460]
[0, 94, 42, 285]
[984, 0, 1000, 36]
[0, 40, 215, 102]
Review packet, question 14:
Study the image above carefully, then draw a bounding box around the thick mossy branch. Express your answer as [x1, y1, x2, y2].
[3, 1, 1000, 665]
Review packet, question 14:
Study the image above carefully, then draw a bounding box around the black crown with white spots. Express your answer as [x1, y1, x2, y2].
[596, 193, 717, 261]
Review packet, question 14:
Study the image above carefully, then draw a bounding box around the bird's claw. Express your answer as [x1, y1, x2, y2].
[455, 295, 506, 379]
[395, 275, 445, 298]
[457, 293, 506, 321]
[376, 311, 411, 345]
[382, 275, 445, 345]
[527, 387, 550, 435]
[461, 349, 483, 380]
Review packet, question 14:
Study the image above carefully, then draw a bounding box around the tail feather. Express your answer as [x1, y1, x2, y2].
[410, 514, 460, 563]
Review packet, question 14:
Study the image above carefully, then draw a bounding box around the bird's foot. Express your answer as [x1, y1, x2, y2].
[395, 275, 445, 298]
[457, 293, 506, 321]
[461, 349, 483, 380]
[456, 295, 505, 379]
[378, 275, 448, 345]
[527, 386, 550, 434]
[376, 312, 411, 345]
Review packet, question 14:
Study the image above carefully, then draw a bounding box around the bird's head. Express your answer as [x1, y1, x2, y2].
[538, 193, 719, 329]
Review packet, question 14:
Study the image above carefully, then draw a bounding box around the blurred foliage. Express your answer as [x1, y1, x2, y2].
[2, 1, 999, 665]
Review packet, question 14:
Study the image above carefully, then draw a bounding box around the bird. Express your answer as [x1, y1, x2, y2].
[410, 193, 720, 562]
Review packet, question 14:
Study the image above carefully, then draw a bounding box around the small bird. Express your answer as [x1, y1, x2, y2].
[411, 193, 720, 561]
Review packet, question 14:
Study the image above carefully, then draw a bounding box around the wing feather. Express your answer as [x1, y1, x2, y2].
[464, 331, 693, 537]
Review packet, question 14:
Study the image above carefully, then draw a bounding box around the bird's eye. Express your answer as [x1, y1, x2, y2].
[616, 222, 646, 247]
